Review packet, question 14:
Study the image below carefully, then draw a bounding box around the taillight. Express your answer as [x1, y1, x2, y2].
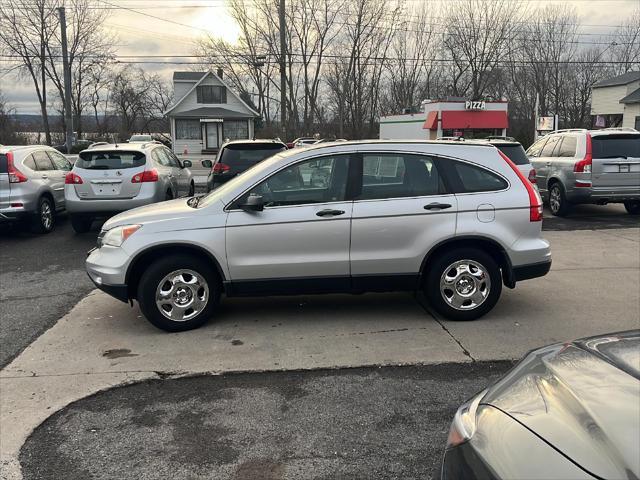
[498, 150, 543, 222]
[528, 168, 537, 185]
[131, 169, 159, 183]
[212, 162, 230, 174]
[7, 152, 27, 183]
[574, 133, 592, 178]
[286, 142, 295, 149]
[65, 172, 83, 184]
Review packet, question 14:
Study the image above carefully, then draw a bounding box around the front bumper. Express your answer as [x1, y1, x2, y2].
[86, 245, 131, 302]
[87, 272, 129, 303]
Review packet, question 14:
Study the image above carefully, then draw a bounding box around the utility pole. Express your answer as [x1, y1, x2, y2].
[278, 0, 287, 141]
[58, 6, 73, 154]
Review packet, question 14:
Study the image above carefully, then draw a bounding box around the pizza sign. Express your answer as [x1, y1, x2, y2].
[465, 100, 486, 110]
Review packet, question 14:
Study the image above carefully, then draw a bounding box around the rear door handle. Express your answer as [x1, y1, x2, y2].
[546, 162, 552, 166]
[424, 202, 452, 211]
[316, 209, 345, 217]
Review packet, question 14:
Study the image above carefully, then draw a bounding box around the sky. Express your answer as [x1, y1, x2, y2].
[1, 0, 638, 114]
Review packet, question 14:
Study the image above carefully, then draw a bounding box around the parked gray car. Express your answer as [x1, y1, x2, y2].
[0, 145, 72, 233]
[442, 330, 640, 479]
[85, 140, 551, 332]
[527, 128, 640, 216]
[65, 143, 195, 233]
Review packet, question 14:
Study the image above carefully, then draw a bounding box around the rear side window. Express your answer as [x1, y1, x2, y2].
[219, 143, 286, 167]
[76, 151, 146, 170]
[557, 137, 577, 157]
[592, 134, 640, 159]
[33, 151, 54, 171]
[0, 154, 7, 173]
[541, 136, 560, 157]
[494, 144, 529, 165]
[450, 161, 508, 193]
[358, 154, 446, 200]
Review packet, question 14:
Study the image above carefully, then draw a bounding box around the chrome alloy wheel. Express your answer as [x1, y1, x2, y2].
[155, 269, 209, 322]
[439, 260, 491, 311]
[549, 185, 561, 214]
[41, 201, 53, 230]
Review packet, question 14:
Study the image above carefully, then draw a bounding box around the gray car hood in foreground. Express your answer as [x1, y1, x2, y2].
[482, 331, 640, 480]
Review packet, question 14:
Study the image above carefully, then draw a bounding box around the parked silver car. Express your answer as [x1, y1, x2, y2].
[86, 140, 551, 332]
[65, 143, 195, 233]
[526, 128, 640, 216]
[0, 145, 72, 233]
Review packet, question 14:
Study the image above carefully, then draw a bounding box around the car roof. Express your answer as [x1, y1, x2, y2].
[223, 139, 286, 146]
[469, 139, 522, 146]
[303, 139, 495, 150]
[78, 142, 160, 153]
[0, 145, 54, 154]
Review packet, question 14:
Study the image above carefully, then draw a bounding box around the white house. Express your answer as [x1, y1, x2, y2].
[591, 71, 640, 130]
[165, 70, 259, 155]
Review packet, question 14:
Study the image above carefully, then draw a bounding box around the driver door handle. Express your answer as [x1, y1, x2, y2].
[316, 209, 345, 217]
[424, 202, 452, 211]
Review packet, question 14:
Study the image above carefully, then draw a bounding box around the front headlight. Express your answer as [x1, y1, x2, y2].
[100, 224, 141, 247]
[446, 389, 486, 449]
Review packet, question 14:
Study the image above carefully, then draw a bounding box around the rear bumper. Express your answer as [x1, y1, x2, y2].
[0, 210, 29, 222]
[567, 185, 640, 203]
[513, 260, 552, 282]
[65, 183, 163, 213]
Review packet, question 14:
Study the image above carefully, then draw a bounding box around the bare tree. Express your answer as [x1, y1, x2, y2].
[109, 65, 152, 139]
[0, 0, 58, 144]
[442, 0, 523, 99]
[0, 89, 26, 144]
[611, 8, 640, 74]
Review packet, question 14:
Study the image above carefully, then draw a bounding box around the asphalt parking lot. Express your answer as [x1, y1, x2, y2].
[1, 203, 639, 480]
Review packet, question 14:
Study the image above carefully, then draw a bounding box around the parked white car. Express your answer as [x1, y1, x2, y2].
[86, 140, 550, 331]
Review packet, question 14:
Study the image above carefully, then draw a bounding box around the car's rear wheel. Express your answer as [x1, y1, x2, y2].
[70, 215, 93, 233]
[30, 196, 54, 234]
[137, 254, 220, 332]
[424, 248, 501, 321]
[624, 200, 640, 215]
[548, 182, 570, 217]
[188, 182, 195, 196]
[165, 190, 174, 201]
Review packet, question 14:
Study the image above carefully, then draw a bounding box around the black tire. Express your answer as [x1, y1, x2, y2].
[624, 200, 640, 215]
[424, 248, 502, 321]
[70, 215, 92, 233]
[165, 190, 174, 201]
[188, 182, 195, 197]
[30, 196, 54, 234]
[137, 254, 220, 332]
[548, 182, 570, 217]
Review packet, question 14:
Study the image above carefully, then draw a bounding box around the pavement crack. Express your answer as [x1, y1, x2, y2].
[1, 291, 80, 302]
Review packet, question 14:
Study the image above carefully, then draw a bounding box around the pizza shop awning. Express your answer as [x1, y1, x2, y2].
[422, 111, 438, 130]
[441, 110, 508, 130]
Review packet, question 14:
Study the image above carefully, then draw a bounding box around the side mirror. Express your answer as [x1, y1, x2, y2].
[182, 160, 192, 168]
[201, 160, 213, 169]
[240, 194, 264, 212]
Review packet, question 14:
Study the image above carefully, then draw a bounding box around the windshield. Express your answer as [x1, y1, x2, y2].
[495, 144, 529, 165]
[219, 143, 287, 167]
[76, 151, 146, 170]
[197, 150, 293, 208]
[592, 134, 640, 159]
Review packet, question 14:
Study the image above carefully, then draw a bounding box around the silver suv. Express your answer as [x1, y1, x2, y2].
[526, 128, 640, 216]
[86, 141, 551, 332]
[65, 143, 195, 232]
[0, 145, 72, 233]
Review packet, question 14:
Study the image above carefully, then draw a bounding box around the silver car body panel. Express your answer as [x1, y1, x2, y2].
[87, 141, 550, 293]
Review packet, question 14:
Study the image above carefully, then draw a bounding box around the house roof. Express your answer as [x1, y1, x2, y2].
[593, 71, 640, 88]
[620, 87, 640, 104]
[165, 71, 260, 118]
[173, 71, 207, 81]
[172, 107, 256, 118]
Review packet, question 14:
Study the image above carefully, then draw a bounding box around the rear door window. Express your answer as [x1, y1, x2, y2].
[76, 151, 146, 170]
[494, 144, 529, 165]
[358, 154, 447, 200]
[540, 136, 560, 157]
[526, 138, 548, 157]
[592, 134, 640, 159]
[47, 150, 72, 171]
[449, 161, 508, 193]
[557, 136, 577, 157]
[33, 151, 55, 171]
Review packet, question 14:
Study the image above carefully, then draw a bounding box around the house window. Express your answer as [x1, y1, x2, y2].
[196, 85, 227, 104]
[224, 120, 249, 140]
[175, 119, 201, 140]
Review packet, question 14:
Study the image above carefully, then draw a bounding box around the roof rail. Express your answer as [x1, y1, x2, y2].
[553, 128, 588, 133]
[485, 135, 517, 141]
[595, 127, 638, 132]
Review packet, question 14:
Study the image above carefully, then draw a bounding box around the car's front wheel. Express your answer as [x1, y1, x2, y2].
[624, 200, 640, 215]
[137, 254, 220, 332]
[424, 248, 502, 321]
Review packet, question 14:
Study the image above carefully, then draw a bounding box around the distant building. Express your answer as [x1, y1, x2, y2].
[165, 70, 259, 155]
[379, 99, 508, 140]
[591, 71, 640, 130]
